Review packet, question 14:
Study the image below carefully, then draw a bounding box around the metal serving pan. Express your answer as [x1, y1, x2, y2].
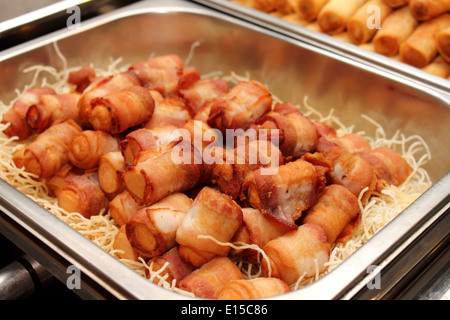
[193, 0, 450, 95]
[0, 0, 449, 300]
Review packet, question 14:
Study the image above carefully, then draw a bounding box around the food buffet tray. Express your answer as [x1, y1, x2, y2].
[192, 0, 450, 95]
[0, 0, 449, 300]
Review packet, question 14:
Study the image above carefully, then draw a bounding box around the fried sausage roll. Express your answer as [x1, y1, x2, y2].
[176, 187, 243, 267]
[217, 277, 291, 300]
[242, 157, 328, 229]
[231, 207, 291, 262]
[126, 193, 193, 258]
[261, 223, 331, 285]
[68, 130, 120, 170]
[98, 151, 125, 197]
[122, 141, 202, 206]
[302, 184, 360, 244]
[57, 171, 109, 219]
[25, 91, 81, 133]
[2, 87, 56, 141]
[89, 85, 155, 134]
[13, 119, 82, 179]
[109, 190, 144, 227]
[146, 246, 195, 285]
[77, 71, 141, 127]
[178, 256, 245, 299]
[207, 80, 273, 132]
[143, 96, 193, 129]
[251, 102, 319, 160]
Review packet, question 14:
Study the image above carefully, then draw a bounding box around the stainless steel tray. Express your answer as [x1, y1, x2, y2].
[193, 0, 450, 95]
[0, 0, 449, 300]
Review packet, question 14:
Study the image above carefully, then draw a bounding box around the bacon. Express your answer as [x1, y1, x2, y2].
[143, 96, 193, 129]
[57, 171, 109, 219]
[302, 184, 360, 244]
[207, 80, 273, 132]
[98, 151, 125, 197]
[252, 102, 319, 160]
[231, 208, 291, 263]
[89, 85, 155, 134]
[176, 187, 243, 267]
[146, 246, 195, 285]
[243, 157, 328, 229]
[113, 225, 139, 261]
[217, 277, 291, 300]
[360, 146, 413, 191]
[179, 78, 229, 113]
[2, 87, 56, 141]
[109, 190, 144, 227]
[68, 66, 96, 93]
[12, 119, 82, 179]
[68, 130, 120, 170]
[262, 223, 331, 285]
[77, 71, 141, 127]
[122, 141, 202, 206]
[178, 256, 244, 299]
[126, 193, 193, 258]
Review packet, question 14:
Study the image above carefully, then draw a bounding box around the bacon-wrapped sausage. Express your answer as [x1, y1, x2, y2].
[68, 66, 96, 93]
[251, 102, 319, 160]
[217, 277, 291, 300]
[68, 130, 120, 170]
[109, 190, 144, 227]
[57, 170, 109, 218]
[12, 119, 82, 179]
[89, 85, 155, 134]
[146, 246, 195, 285]
[122, 141, 202, 206]
[2, 87, 56, 141]
[231, 207, 291, 263]
[262, 223, 330, 285]
[242, 157, 328, 229]
[98, 151, 125, 196]
[179, 78, 229, 113]
[178, 256, 245, 299]
[126, 192, 193, 258]
[143, 96, 193, 129]
[77, 71, 141, 127]
[207, 80, 273, 132]
[302, 184, 360, 244]
[113, 225, 139, 261]
[176, 187, 243, 267]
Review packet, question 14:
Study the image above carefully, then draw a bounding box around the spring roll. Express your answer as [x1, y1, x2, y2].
[317, 0, 368, 34]
[437, 27, 450, 63]
[232, 0, 277, 12]
[68, 130, 120, 170]
[409, 0, 450, 21]
[176, 187, 243, 267]
[421, 55, 450, 77]
[178, 256, 245, 299]
[382, 0, 409, 7]
[261, 223, 331, 285]
[400, 13, 450, 68]
[126, 193, 193, 258]
[373, 5, 419, 56]
[347, 0, 393, 44]
[218, 277, 291, 300]
[290, 0, 330, 21]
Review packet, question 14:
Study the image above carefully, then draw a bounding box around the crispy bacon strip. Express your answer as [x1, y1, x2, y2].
[77, 71, 141, 127]
[207, 80, 273, 132]
[89, 85, 155, 134]
[126, 193, 193, 258]
[122, 141, 202, 205]
[262, 223, 330, 285]
[178, 256, 245, 299]
[143, 96, 193, 129]
[252, 102, 319, 160]
[243, 157, 328, 229]
[231, 207, 291, 263]
[98, 151, 125, 196]
[57, 171, 109, 219]
[146, 246, 195, 285]
[68, 130, 120, 170]
[109, 190, 144, 227]
[302, 184, 360, 244]
[12, 119, 82, 179]
[2, 87, 56, 141]
[176, 187, 243, 267]
[217, 277, 291, 300]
